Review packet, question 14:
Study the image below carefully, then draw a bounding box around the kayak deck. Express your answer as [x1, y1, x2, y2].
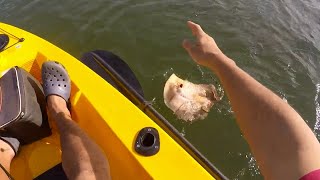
[0, 23, 215, 179]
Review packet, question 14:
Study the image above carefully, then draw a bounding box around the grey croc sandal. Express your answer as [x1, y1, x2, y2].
[41, 61, 71, 101]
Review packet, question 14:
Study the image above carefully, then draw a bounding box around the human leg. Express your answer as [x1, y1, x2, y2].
[0, 139, 16, 180]
[42, 61, 111, 180]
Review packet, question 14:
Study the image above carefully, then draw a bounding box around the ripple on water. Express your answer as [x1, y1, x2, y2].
[2, 0, 320, 179]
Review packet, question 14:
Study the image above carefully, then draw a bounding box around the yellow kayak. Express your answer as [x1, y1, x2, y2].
[0, 23, 225, 180]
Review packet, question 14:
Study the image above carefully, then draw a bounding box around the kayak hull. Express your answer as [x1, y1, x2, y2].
[0, 23, 217, 180]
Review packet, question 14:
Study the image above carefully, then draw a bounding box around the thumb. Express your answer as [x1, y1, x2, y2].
[182, 39, 193, 51]
[183, 39, 200, 63]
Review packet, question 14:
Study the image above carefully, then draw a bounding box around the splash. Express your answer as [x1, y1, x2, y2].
[163, 68, 174, 78]
[180, 127, 186, 137]
[313, 83, 320, 137]
[246, 153, 260, 176]
[196, 65, 205, 78]
[234, 152, 260, 179]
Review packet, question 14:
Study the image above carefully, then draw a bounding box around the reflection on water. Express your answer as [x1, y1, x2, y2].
[2, 0, 320, 179]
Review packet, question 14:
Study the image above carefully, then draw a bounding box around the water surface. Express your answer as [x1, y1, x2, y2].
[2, 0, 320, 179]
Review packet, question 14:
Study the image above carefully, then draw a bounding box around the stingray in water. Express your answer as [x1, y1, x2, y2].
[163, 74, 222, 122]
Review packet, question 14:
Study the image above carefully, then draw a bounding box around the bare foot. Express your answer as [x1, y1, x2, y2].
[47, 95, 70, 117]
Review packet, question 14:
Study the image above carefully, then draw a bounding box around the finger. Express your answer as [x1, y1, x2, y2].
[187, 21, 205, 38]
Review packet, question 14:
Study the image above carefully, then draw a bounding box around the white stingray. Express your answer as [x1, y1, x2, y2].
[163, 74, 222, 122]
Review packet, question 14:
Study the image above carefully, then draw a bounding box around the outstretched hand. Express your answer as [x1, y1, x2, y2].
[182, 21, 224, 68]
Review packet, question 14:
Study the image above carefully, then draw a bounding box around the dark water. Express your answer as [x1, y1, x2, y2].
[2, 0, 320, 179]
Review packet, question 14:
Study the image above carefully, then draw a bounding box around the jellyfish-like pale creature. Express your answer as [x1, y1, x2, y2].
[163, 74, 221, 122]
